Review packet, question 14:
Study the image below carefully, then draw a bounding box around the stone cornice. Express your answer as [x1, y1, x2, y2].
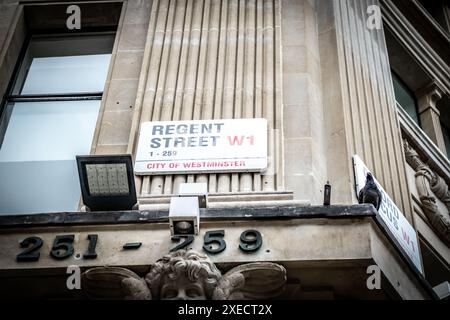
[381, 0, 450, 95]
[390, 0, 450, 61]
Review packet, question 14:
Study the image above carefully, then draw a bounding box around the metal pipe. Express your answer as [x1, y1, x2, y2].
[7, 93, 103, 102]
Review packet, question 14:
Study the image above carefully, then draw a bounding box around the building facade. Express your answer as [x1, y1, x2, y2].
[0, 0, 448, 300]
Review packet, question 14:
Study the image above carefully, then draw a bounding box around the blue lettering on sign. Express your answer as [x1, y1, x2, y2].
[150, 138, 161, 148]
[149, 136, 220, 148]
[151, 123, 225, 136]
[149, 122, 225, 149]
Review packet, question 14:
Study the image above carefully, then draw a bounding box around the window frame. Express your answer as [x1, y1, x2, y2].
[3, 31, 115, 102]
[0, 33, 115, 145]
[0, 32, 115, 215]
[0, 2, 124, 218]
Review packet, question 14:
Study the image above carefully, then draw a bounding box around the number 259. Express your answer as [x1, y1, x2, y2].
[172, 229, 263, 254]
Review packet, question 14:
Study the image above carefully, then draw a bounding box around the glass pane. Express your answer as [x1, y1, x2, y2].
[0, 160, 81, 214]
[0, 101, 101, 214]
[392, 73, 420, 126]
[0, 101, 101, 162]
[21, 54, 111, 94]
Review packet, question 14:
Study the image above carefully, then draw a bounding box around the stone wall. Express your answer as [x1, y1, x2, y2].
[282, 0, 326, 204]
[92, 1, 152, 158]
[0, 0, 413, 211]
[126, 0, 284, 196]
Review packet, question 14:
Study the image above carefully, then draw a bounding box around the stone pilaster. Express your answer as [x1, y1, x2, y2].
[318, 0, 413, 219]
[416, 81, 445, 155]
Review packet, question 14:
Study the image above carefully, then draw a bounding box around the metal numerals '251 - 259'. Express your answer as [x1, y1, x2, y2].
[16, 229, 264, 262]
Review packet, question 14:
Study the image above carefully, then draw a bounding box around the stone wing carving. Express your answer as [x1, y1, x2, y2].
[212, 262, 287, 300]
[81, 266, 152, 300]
[80, 251, 287, 300]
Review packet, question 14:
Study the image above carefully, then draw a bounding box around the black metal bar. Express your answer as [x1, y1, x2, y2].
[6, 92, 104, 102]
[324, 182, 331, 206]
[0, 205, 377, 228]
[123, 243, 142, 250]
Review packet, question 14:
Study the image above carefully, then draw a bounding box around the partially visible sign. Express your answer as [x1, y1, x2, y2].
[353, 155, 423, 274]
[135, 119, 267, 174]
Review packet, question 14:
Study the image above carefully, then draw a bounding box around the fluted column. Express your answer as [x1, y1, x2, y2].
[318, 0, 413, 219]
[129, 0, 282, 197]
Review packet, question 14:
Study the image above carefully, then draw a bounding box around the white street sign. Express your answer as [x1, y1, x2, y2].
[135, 119, 267, 175]
[353, 155, 423, 274]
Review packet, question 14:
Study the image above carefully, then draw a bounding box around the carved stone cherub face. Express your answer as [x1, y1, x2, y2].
[145, 250, 222, 300]
[160, 275, 206, 300]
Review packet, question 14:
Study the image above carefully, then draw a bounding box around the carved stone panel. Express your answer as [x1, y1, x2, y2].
[81, 250, 287, 300]
[404, 140, 450, 247]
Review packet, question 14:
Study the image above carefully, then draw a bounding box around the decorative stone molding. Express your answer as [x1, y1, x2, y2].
[416, 81, 445, 114]
[81, 250, 287, 300]
[403, 140, 450, 247]
[415, 81, 446, 154]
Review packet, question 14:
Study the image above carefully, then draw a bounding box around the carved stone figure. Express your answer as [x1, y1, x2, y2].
[403, 140, 450, 247]
[81, 250, 287, 300]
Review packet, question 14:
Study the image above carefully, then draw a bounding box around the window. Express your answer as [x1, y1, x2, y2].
[391, 71, 420, 126]
[0, 34, 114, 214]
